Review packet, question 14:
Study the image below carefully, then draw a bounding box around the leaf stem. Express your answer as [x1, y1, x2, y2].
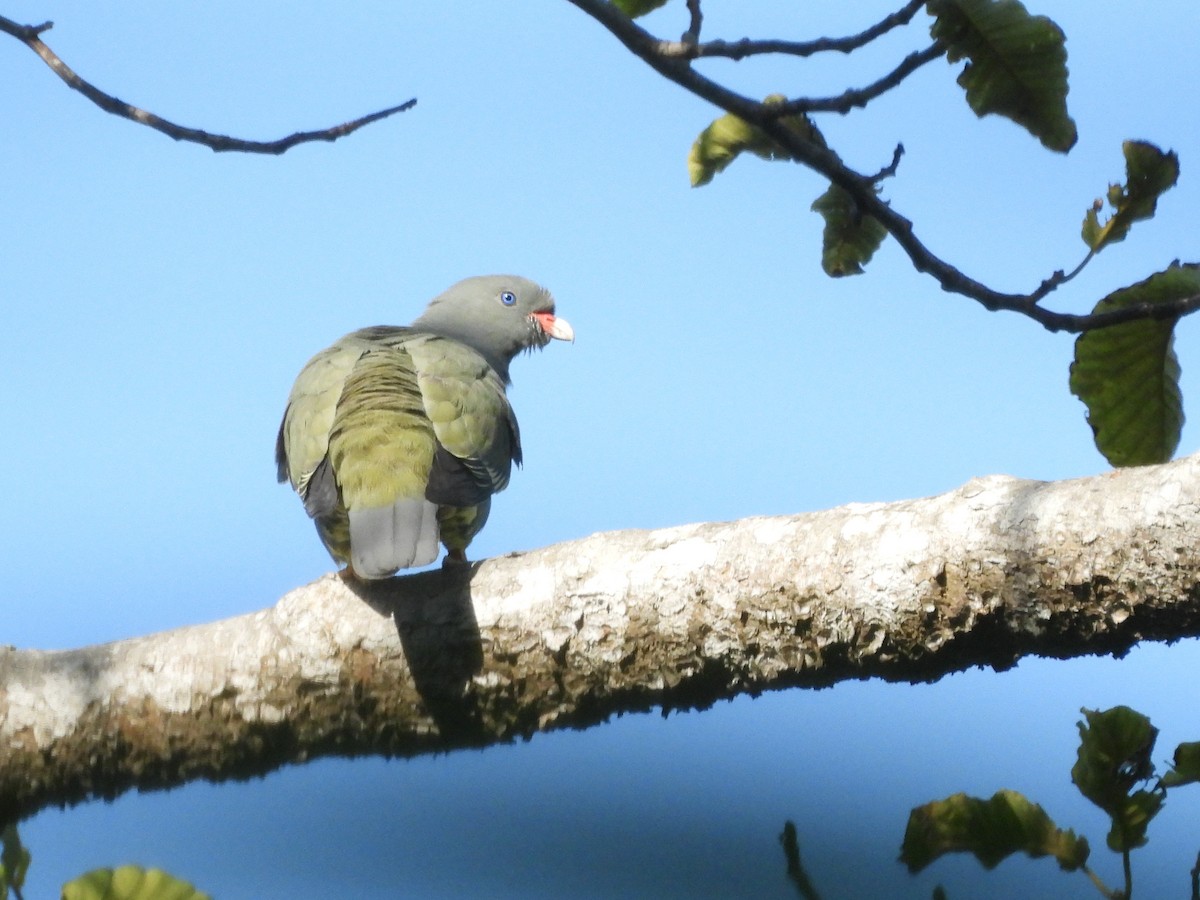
[1081, 863, 1120, 899]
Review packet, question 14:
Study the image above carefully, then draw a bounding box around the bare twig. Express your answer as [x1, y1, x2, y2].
[867, 143, 905, 183]
[0, 14, 415, 154]
[682, 0, 702, 45]
[779, 822, 822, 900]
[658, 0, 926, 60]
[566, 0, 1197, 334]
[775, 43, 944, 114]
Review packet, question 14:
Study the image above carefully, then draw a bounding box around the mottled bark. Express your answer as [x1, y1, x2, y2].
[4, 456, 1200, 821]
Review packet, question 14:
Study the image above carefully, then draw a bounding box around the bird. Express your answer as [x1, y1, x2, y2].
[276, 274, 573, 579]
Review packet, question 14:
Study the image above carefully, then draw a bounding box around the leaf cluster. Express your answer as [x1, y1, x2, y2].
[0, 826, 208, 900]
[599, 0, 1193, 468]
[901, 706, 1200, 898]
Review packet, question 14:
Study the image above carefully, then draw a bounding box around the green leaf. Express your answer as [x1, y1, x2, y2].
[688, 112, 779, 187]
[901, 789, 1089, 873]
[811, 183, 888, 276]
[928, 0, 1077, 151]
[62, 866, 210, 900]
[612, 0, 671, 16]
[1068, 263, 1198, 466]
[1070, 706, 1164, 852]
[1071, 706, 1157, 805]
[1082, 141, 1180, 252]
[688, 97, 825, 187]
[1161, 741, 1200, 789]
[0, 823, 31, 897]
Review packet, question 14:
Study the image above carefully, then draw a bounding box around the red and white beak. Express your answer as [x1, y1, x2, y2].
[531, 311, 575, 342]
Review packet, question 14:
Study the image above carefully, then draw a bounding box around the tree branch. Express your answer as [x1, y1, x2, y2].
[776, 43, 944, 115]
[566, 0, 1194, 334]
[867, 143, 905, 183]
[681, 0, 702, 46]
[5, 455, 1200, 823]
[0, 14, 416, 154]
[658, 0, 926, 61]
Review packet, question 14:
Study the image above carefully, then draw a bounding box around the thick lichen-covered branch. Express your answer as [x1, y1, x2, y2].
[4, 455, 1200, 822]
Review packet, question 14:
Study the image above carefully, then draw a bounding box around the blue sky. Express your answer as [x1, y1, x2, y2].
[4, 2, 1200, 897]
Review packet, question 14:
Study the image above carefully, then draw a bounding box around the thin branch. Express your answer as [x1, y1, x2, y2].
[682, 0, 702, 45]
[565, 0, 1198, 334]
[780, 822, 822, 900]
[867, 143, 905, 183]
[775, 43, 944, 115]
[658, 0, 926, 60]
[0, 14, 416, 154]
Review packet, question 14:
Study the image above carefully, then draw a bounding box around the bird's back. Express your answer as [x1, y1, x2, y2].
[277, 326, 517, 577]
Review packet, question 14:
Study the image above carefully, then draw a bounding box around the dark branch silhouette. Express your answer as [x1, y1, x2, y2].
[0, 14, 416, 154]
[775, 43, 944, 114]
[565, 0, 1196, 334]
[658, 0, 925, 60]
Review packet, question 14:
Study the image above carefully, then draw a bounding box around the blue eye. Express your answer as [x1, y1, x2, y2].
[499, 291, 516, 306]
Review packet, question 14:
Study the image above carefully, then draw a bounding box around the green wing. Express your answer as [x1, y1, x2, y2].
[276, 328, 517, 576]
[407, 334, 520, 506]
[275, 333, 373, 502]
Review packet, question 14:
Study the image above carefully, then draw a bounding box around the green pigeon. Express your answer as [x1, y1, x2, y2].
[276, 275, 573, 579]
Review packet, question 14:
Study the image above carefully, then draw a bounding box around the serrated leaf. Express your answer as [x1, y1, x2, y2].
[811, 183, 888, 276]
[1082, 141, 1180, 252]
[613, 0, 671, 16]
[1069, 264, 1198, 466]
[1161, 741, 1200, 789]
[1070, 706, 1164, 852]
[62, 866, 210, 900]
[928, 0, 1076, 151]
[901, 789, 1089, 873]
[688, 97, 825, 187]
[1071, 707, 1156, 805]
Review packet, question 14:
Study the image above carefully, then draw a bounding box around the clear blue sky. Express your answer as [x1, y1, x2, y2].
[3, 2, 1199, 897]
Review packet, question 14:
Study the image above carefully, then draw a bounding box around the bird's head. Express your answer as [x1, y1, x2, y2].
[413, 275, 574, 381]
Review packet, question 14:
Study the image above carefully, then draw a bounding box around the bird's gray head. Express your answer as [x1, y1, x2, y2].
[412, 275, 574, 382]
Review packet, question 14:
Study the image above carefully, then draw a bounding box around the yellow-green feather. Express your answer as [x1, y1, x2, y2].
[437, 500, 490, 554]
[314, 504, 352, 566]
[280, 327, 518, 570]
[329, 347, 435, 509]
[280, 342, 365, 496]
[408, 337, 513, 488]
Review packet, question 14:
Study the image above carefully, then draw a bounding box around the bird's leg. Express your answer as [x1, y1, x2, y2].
[443, 549, 469, 567]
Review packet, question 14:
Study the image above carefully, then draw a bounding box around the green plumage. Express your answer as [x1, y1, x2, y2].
[276, 275, 572, 579]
